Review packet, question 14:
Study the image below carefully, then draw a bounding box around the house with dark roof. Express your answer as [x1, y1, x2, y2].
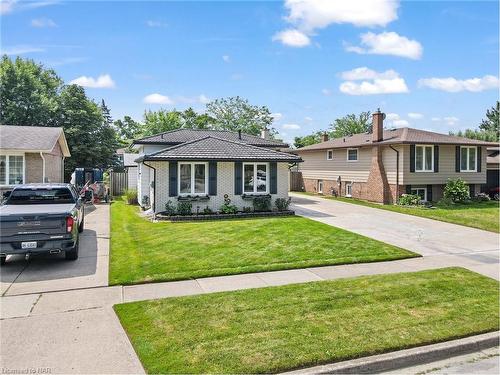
[0, 125, 71, 192]
[294, 110, 498, 204]
[132, 129, 302, 213]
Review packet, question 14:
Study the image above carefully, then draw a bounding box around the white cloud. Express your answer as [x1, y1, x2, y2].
[304, 116, 313, 122]
[443, 116, 459, 126]
[143, 93, 174, 105]
[282, 123, 301, 130]
[345, 31, 423, 59]
[271, 113, 283, 121]
[431, 117, 441, 122]
[408, 112, 423, 119]
[386, 113, 400, 121]
[1, 0, 58, 15]
[339, 68, 409, 96]
[146, 20, 167, 28]
[70, 74, 115, 89]
[418, 75, 499, 92]
[31, 17, 57, 27]
[272, 29, 311, 47]
[284, 0, 398, 31]
[198, 94, 210, 104]
[393, 119, 409, 127]
[222, 55, 230, 63]
[321, 88, 332, 96]
[1, 45, 45, 55]
[340, 67, 399, 81]
[274, 0, 399, 47]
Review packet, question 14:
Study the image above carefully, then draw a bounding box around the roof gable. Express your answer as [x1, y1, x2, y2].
[139, 136, 301, 162]
[133, 129, 287, 148]
[0, 125, 71, 156]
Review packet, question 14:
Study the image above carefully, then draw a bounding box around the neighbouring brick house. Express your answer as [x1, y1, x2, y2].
[294, 110, 498, 204]
[132, 129, 302, 213]
[0, 125, 71, 193]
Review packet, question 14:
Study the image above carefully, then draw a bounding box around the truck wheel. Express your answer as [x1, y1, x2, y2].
[78, 217, 84, 233]
[0, 256, 6, 266]
[65, 241, 79, 261]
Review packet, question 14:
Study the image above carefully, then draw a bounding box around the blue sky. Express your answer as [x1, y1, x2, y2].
[1, 0, 499, 143]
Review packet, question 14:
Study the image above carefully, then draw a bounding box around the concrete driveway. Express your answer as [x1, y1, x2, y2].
[290, 193, 499, 280]
[1, 204, 110, 296]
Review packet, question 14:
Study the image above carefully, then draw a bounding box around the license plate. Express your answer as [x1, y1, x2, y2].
[21, 241, 37, 249]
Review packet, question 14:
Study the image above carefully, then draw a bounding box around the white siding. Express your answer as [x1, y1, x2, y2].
[152, 161, 289, 214]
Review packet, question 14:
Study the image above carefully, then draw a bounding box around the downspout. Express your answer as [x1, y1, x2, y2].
[142, 160, 156, 215]
[62, 156, 65, 182]
[389, 146, 399, 204]
[40, 152, 46, 183]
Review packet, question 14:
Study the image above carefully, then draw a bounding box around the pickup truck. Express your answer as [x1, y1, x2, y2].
[0, 183, 84, 265]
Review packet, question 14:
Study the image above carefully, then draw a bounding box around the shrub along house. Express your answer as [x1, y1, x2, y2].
[294, 110, 497, 204]
[132, 129, 301, 213]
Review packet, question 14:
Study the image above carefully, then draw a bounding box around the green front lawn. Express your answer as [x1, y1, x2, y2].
[299, 192, 500, 233]
[114, 267, 500, 374]
[109, 200, 417, 285]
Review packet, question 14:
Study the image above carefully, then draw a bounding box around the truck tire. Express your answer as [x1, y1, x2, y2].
[78, 216, 84, 233]
[65, 241, 79, 261]
[0, 256, 6, 266]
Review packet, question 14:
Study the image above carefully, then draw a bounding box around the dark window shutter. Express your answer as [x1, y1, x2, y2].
[469, 184, 474, 198]
[426, 185, 433, 202]
[410, 144, 415, 173]
[270, 162, 278, 194]
[169, 161, 177, 197]
[234, 162, 242, 195]
[477, 147, 482, 172]
[208, 162, 217, 196]
[406, 185, 412, 194]
[434, 145, 439, 173]
[455, 146, 461, 172]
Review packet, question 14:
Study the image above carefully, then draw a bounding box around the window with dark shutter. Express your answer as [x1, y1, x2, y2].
[410, 144, 415, 173]
[455, 146, 461, 172]
[477, 147, 482, 172]
[234, 162, 242, 195]
[169, 161, 178, 196]
[208, 162, 217, 195]
[427, 185, 433, 202]
[434, 145, 439, 173]
[270, 162, 277, 194]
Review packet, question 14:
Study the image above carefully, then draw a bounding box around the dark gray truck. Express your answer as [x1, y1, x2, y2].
[0, 184, 84, 265]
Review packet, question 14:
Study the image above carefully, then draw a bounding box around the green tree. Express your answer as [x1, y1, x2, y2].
[142, 109, 184, 136]
[450, 102, 499, 142]
[181, 107, 213, 129]
[205, 96, 274, 136]
[59, 85, 120, 178]
[0, 55, 62, 126]
[114, 116, 142, 141]
[100, 99, 113, 127]
[294, 132, 324, 148]
[330, 111, 371, 138]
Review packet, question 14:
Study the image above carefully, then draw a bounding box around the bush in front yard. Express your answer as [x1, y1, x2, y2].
[124, 189, 138, 205]
[164, 200, 177, 216]
[177, 201, 193, 215]
[253, 196, 272, 212]
[275, 197, 292, 211]
[443, 178, 470, 203]
[398, 194, 421, 206]
[219, 196, 238, 214]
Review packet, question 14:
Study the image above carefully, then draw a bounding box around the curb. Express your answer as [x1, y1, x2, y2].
[281, 331, 499, 374]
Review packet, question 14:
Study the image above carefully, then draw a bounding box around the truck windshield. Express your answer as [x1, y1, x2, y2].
[7, 188, 76, 205]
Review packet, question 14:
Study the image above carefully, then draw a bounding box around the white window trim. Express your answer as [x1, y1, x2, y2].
[346, 148, 358, 162]
[326, 150, 333, 160]
[243, 162, 269, 194]
[411, 187, 427, 202]
[178, 162, 209, 196]
[0, 153, 25, 187]
[317, 179, 323, 194]
[415, 145, 434, 172]
[345, 183, 352, 198]
[460, 146, 478, 172]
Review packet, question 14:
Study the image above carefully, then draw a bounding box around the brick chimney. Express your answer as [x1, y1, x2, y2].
[364, 108, 391, 204]
[321, 132, 329, 142]
[260, 127, 270, 140]
[372, 108, 384, 142]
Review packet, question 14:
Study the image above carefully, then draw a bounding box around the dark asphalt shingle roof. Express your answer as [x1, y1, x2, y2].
[133, 129, 287, 147]
[296, 127, 499, 151]
[139, 136, 302, 162]
[0, 125, 71, 156]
